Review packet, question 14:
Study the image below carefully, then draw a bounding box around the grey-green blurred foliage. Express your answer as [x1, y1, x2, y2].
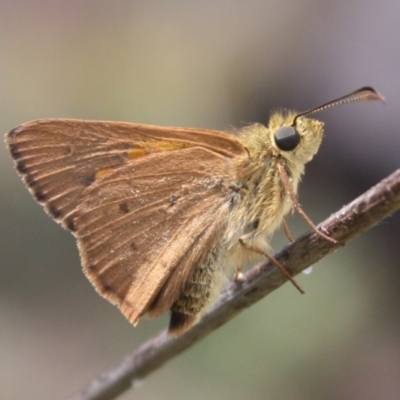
[1, 1, 399, 399]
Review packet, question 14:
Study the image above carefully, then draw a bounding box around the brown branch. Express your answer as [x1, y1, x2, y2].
[69, 169, 400, 400]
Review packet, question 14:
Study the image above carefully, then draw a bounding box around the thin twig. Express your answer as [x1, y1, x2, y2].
[69, 169, 400, 400]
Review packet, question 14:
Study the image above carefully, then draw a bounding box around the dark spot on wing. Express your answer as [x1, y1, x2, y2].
[25, 174, 37, 187]
[16, 161, 28, 174]
[66, 218, 76, 232]
[34, 190, 47, 202]
[23, 175, 47, 201]
[81, 174, 96, 187]
[102, 283, 126, 301]
[130, 242, 137, 252]
[8, 142, 22, 160]
[119, 202, 129, 214]
[87, 264, 97, 273]
[102, 284, 113, 293]
[49, 204, 62, 219]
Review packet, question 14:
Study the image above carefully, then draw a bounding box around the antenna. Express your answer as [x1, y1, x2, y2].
[292, 87, 385, 126]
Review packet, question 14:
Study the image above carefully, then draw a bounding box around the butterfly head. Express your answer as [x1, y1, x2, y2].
[270, 86, 384, 166]
[269, 112, 324, 165]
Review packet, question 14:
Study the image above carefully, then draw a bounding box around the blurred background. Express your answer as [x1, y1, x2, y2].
[1, 1, 399, 399]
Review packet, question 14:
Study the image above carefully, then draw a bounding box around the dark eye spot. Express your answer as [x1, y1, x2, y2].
[274, 126, 300, 151]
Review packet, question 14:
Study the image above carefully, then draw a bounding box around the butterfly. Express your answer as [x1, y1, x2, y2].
[6, 87, 383, 335]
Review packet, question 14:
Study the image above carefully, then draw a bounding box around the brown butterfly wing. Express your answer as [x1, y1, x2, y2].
[6, 119, 246, 232]
[75, 147, 233, 324]
[7, 119, 247, 324]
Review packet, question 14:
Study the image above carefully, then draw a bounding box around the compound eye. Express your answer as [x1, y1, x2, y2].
[274, 126, 300, 151]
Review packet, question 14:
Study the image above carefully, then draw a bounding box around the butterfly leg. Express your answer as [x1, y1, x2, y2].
[277, 163, 342, 246]
[238, 235, 305, 294]
[282, 218, 294, 242]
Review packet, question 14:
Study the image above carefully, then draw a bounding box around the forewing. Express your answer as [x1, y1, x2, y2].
[75, 147, 233, 325]
[6, 119, 246, 231]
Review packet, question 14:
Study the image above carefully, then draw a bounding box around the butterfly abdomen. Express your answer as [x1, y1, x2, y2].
[169, 244, 225, 335]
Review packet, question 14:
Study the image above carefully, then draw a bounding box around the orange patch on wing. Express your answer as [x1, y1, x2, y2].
[128, 147, 149, 159]
[95, 168, 115, 180]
